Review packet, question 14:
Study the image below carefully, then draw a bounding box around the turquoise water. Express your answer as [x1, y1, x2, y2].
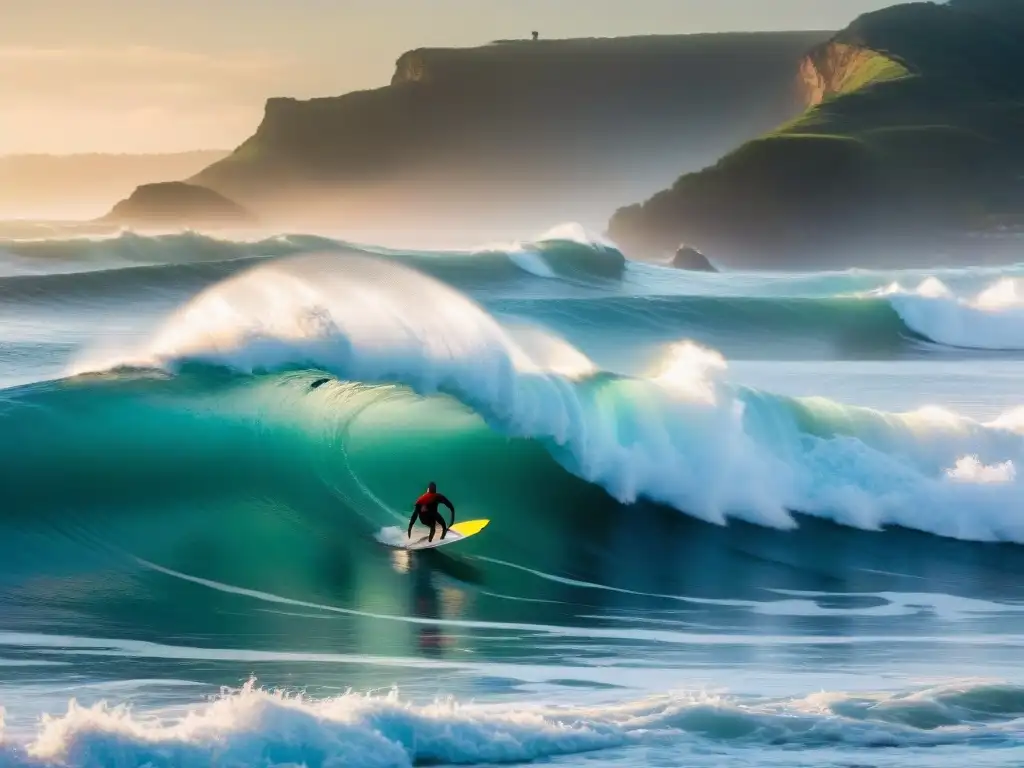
[3, 227, 1024, 766]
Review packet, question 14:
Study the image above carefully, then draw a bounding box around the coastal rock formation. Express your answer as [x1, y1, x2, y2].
[103, 182, 254, 228]
[609, 0, 1024, 268]
[190, 32, 828, 236]
[672, 245, 716, 272]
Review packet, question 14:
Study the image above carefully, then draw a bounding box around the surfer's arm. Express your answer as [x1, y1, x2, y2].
[407, 507, 418, 538]
[439, 496, 455, 526]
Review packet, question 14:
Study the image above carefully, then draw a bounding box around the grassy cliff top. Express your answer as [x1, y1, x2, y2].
[740, 0, 1024, 160]
[391, 32, 831, 82]
[609, 0, 1024, 265]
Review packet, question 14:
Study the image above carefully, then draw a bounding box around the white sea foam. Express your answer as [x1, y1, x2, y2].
[946, 456, 1017, 484]
[72, 253, 1024, 543]
[3, 679, 1024, 767]
[880, 277, 1024, 349]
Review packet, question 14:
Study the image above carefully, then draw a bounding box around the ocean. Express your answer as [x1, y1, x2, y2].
[2, 224, 1024, 767]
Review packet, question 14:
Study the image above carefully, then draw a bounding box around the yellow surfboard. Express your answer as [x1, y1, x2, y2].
[405, 519, 490, 551]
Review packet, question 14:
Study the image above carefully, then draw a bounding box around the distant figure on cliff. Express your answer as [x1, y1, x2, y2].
[532, 31, 539, 41]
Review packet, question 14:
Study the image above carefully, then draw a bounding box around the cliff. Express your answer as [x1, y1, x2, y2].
[609, 0, 1024, 267]
[102, 182, 254, 228]
[191, 32, 829, 237]
[0, 151, 228, 220]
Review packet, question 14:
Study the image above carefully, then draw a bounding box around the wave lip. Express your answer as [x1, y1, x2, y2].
[473, 224, 626, 283]
[881, 277, 1024, 350]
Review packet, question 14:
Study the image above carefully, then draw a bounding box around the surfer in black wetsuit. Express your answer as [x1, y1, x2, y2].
[408, 482, 456, 542]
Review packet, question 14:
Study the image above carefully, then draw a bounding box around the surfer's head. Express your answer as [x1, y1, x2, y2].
[427, 481, 437, 493]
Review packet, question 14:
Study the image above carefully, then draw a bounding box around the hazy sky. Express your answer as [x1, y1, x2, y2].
[3, 0, 903, 155]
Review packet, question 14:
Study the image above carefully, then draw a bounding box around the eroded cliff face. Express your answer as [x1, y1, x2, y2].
[391, 51, 431, 85]
[192, 32, 831, 235]
[262, 97, 301, 124]
[797, 37, 910, 108]
[800, 42, 870, 106]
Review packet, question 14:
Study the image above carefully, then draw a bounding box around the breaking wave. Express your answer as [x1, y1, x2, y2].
[36, 252, 1024, 544]
[4, 679, 1024, 767]
[881, 277, 1024, 350]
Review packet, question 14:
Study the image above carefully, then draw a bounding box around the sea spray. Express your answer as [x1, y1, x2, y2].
[7, 679, 1024, 768]
[59, 253, 1024, 543]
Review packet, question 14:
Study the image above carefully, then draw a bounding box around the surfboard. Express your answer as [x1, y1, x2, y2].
[402, 519, 490, 551]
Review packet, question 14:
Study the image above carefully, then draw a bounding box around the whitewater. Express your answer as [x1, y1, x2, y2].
[3, 226, 1024, 767]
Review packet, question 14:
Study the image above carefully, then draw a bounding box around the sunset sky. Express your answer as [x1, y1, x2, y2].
[4, 0, 902, 155]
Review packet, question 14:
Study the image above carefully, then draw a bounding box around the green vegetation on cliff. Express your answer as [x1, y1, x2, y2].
[610, 0, 1024, 266]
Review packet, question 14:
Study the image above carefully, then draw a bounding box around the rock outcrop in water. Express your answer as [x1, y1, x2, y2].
[609, 0, 1024, 268]
[103, 182, 254, 228]
[189, 32, 828, 236]
[672, 245, 716, 272]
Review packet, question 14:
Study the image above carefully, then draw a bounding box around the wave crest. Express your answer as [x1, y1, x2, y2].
[882, 277, 1024, 350]
[62, 253, 1024, 543]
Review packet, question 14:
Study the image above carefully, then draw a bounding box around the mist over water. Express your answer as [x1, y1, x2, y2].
[4, 227, 1024, 767]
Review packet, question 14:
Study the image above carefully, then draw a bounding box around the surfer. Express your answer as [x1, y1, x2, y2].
[408, 482, 456, 542]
